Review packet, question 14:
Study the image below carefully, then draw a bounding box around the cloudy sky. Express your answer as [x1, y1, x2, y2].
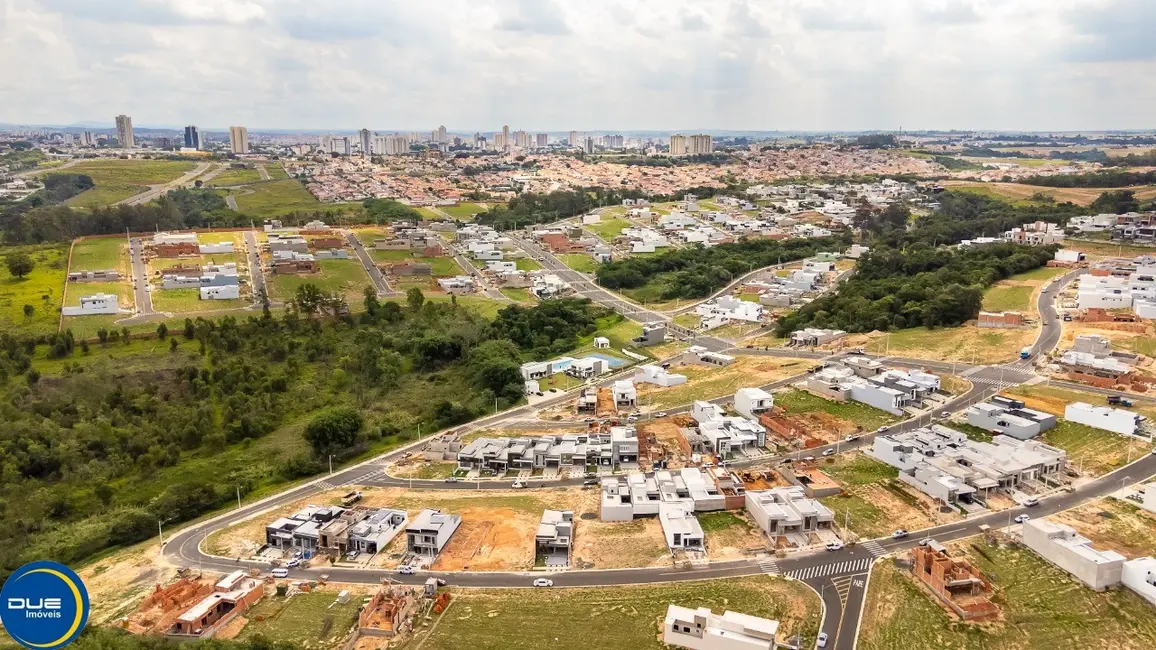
[1, 0, 1153, 132]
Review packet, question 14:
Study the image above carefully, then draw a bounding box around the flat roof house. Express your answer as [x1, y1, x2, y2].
[1023, 518, 1125, 591]
[613, 380, 637, 408]
[965, 401, 1056, 440]
[1122, 556, 1156, 607]
[62, 293, 119, 316]
[663, 605, 778, 650]
[170, 570, 264, 636]
[536, 509, 573, 567]
[1065, 402, 1146, 436]
[745, 487, 834, 541]
[659, 502, 704, 553]
[635, 364, 688, 387]
[405, 509, 461, 561]
[734, 388, 774, 420]
[264, 505, 347, 553]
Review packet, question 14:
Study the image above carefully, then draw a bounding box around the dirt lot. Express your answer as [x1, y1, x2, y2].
[699, 511, 770, 559]
[822, 480, 962, 540]
[636, 414, 696, 467]
[635, 355, 811, 410]
[844, 326, 1038, 365]
[1053, 497, 1156, 558]
[1058, 321, 1156, 364]
[78, 542, 174, 625]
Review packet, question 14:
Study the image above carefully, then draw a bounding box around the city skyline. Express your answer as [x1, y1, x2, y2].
[2, 0, 1155, 132]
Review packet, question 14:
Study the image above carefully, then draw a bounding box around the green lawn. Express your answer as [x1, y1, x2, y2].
[775, 389, 900, 432]
[57, 160, 197, 208]
[516, 258, 542, 271]
[382, 294, 507, 320]
[587, 216, 632, 241]
[820, 454, 899, 486]
[150, 288, 247, 314]
[558, 253, 598, 273]
[264, 164, 289, 180]
[416, 207, 443, 220]
[207, 166, 263, 186]
[366, 249, 462, 276]
[859, 546, 1156, 650]
[70, 237, 127, 271]
[233, 179, 323, 217]
[423, 577, 821, 650]
[981, 284, 1035, 313]
[441, 202, 489, 220]
[696, 510, 750, 533]
[269, 259, 372, 304]
[500, 287, 534, 302]
[0, 244, 68, 336]
[1042, 420, 1139, 476]
[64, 281, 131, 308]
[820, 492, 891, 539]
[237, 591, 360, 650]
[197, 231, 242, 244]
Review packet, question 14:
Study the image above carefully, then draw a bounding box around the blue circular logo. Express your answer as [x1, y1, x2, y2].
[0, 561, 89, 650]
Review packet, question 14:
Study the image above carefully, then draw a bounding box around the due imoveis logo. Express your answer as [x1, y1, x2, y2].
[1, 561, 90, 650]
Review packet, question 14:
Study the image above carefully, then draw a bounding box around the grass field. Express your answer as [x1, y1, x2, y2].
[516, 258, 542, 271]
[775, 389, 900, 432]
[0, 244, 68, 336]
[269, 259, 372, 304]
[264, 164, 288, 180]
[819, 492, 892, 539]
[982, 265, 1064, 314]
[57, 160, 197, 208]
[367, 249, 462, 275]
[859, 546, 1156, 650]
[421, 577, 821, 650]
[441, 202, 488, 220]
[587, 216, 632, 241]
[1067, 239, 1156, 260]
[234, 179, 322, 216]
[558, 253, 598, 273]
[821, 454, 899, 486]
[70, 237, 127, 271]
[237, 591, 360, 650]
[943, 180, 1156, 207]
[150, 288, 247, 314]
[208, 166, 262, 186]
[64, 281, 131, 308]
[500, 287, 534, 302]
[859, 325, 1034, 365]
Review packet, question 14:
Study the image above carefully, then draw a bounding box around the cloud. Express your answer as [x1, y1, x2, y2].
[798, 0, 885, 32]
[680, 10, 710, 32]
[35, 0, 266, 26]
[495, 0, 571, 35]
[913, 0, 983, 25]
[1063, 0, 1156, 62]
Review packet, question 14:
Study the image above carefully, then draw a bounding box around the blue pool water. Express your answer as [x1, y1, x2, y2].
[586, 352, 626, 368]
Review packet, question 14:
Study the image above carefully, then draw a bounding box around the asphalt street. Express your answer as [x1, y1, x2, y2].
[344, 230, 397, 297]
[244, 231, 267, 302]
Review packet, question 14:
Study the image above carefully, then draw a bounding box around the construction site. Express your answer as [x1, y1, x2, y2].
[908, 543, 1001, 621]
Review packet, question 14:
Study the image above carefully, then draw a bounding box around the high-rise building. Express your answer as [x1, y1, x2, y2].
[229, 126, 249, 154]
[81, 131, 95, 147]
[502, 125, 510, 147]
[183, 125, 200, 150]
[453, 136, 462, 147]
[584, 137, 595, 155]
[689, 134, 713, 155]
[536, 133, 548, 148]
[569, 131, 580, 147]
[513, 130, 531, 148]
[492, 131, 505, 150]
[604, 134, 624, 149]
[115, 114, 134, 148]
[436, 125, 447, 143]
[359, 129, 371, 156]
[669, 134, 687, 155]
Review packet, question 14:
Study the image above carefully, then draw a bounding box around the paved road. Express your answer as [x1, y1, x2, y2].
[447, 244, 508, 300]
[116, 162, 212, 206]
[343, 230, 397, 297]
[225, 194, 239, 211]
[257, 166, 270, 181]
[127, 237, 153, 316]
[244, 231, 267, 302]
[1031, 267, 1083, 359]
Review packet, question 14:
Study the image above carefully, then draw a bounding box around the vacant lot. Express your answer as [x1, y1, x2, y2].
[442, 202, 488, 220]
[850, 325, 1035, 365]
[151, 288, 247, 314]
[236, 591, 361, 650]
[516, 258, 542, 271]
[0, 243, 67, 336]
[58, 159, 197, 208]
[820, 453, 899, 486]
[587, 216, 632, 241]
[635, 356, 811, 410]
[208, 166, 263, 186]
[1058, 321, 1156, 359]
[982, 266, 1064, 314]
[859, 545, 1156, 650]
[500, 287, 534, 303]
[269, 259, 372, 304]
[558, 253, 598, 273]
[70, 236, 127, 271]
[368, 249, 462, 276]
[420, 577, 821, 650]
[698, 511, 767, 558]
[775, 389, 900, 432]
[1055, 497, 1156, 558]
[943, 180, 1156, 207]
[234, 179, 323, 216]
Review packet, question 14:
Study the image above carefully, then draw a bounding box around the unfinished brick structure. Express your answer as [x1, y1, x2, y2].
[912, 546, 1000, 621]
[272, 259, 319, 274]
[152, 242, 200, 258]
[358, 587, 418, 638]
[539, 233, 587, 254]
[310, 237, 345, 250]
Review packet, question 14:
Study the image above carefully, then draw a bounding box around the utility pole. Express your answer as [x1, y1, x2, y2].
[236, 486, 241, 509]
[329, 455, 333, 475]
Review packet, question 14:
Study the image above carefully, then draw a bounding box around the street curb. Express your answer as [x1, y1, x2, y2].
[850, 560, 876, 649]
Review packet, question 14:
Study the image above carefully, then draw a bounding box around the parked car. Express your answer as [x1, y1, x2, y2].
[532, 578, 554, 587]
[655, 411, 668, 418]
[939, 411, 951, 418]
[822, 449, 836, 457]
[845, 434, 860, 442]
[825, 541, 844, 552]
[271, 568, 289, 578]
[583, 417, 596, 423]
[583, 478, 599, 486]
[397, 565, 415, 575]
[817, 632, 829, 648]
[286, 559, 301, 568]
[1014, 514, 1031, 524]
[877, 425, 890, 433]
[892, 529, 909, 539]
[346, 551, 359, 561]
[444, 477, 458, 483]
[512, 481, 526, 489]
[1023, 497, 1039, 507]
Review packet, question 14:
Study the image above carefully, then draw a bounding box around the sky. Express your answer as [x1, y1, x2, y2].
[1, 0, 1154, 132]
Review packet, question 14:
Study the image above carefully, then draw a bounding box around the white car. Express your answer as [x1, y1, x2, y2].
[817, 632, 829, 648]
[655, 411, 668, 418]
[845, 434, 860, 442]
[512, 481, 526, 489]
[822, 449, 836, 457]
[532, 578, 554, 587]
[825, 541, 844, 552]
[397, 565, 415, 575]
[877, 425, 890, 433]
[1014, 514, 1031, 524]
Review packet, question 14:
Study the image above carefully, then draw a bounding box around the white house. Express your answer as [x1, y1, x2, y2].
[659, 502, 704, 553]
[486, 261, 517, 273]
[1022, 518, 1125, 591]
[745, 487, 835, 539]
[663, 605, 778, 650]
[1122, 556, 1156, 606]
[734, 388, 774, 420]
[613, 380, 637, 408]
[635, 364, 688, 387]
[695, 295, 763, 324]
[1055, 249, 1085, 263]
[199, 242, 234, 254]
[593, 336, 610, 349]
[1064, 402, 1145, 436]
[201, 284, 240, 300]
[62, 293, 119, 316]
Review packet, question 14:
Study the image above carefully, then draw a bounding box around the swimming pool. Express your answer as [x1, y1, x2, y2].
[586, 352, 626, 368]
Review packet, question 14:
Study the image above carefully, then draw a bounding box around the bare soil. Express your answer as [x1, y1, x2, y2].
[79, 542, 173, 625]
[1053, 498, 1156, 557]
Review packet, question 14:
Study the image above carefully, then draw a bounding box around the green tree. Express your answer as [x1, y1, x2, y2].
[303, 406, 365, 456]
[363, 286, 380, 316]
[4, 252, 34, 278]
[22, 304, 33, 317]
[293, 283, 326, 316]
[406, 287, 425, 312]
[156, 322, 168, 340]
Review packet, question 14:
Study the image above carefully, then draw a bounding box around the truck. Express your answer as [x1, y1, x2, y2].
[1020, 347, 1032, 360]
[341, 490, 363, 507]
[1107, 395, 1134, 407]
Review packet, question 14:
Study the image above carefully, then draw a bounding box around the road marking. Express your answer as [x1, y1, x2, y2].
[756, 557, 780, 575]
[830, 575, 854, 607]
[860, 540, 886, 556]
[785, 557, 872, 580]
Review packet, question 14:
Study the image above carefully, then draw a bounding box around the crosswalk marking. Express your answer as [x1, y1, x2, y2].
[785, 557, 873, 580]
[756, 557, 780, 575]
[860, 540, 886, 556]
[315, 481, 336, 491]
